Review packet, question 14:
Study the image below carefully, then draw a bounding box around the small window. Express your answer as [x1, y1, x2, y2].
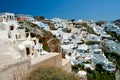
[8, 35, 11, 38]
[10, 26, 14, 30]
[68, 53, 71, 56]
[33, 40, 36, 45]
[26, 33, 29, 37]
[4, 16, 6, 19]
[26, 47, 30, 56]
[16, 35, 17, 39]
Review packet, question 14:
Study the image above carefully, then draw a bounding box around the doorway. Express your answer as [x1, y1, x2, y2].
[10, 26, 14, 30]
[26, 33, 29, 37]
[26, 47, 30, 56]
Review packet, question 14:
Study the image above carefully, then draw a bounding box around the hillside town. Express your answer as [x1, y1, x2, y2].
[0, 12, 120, 80]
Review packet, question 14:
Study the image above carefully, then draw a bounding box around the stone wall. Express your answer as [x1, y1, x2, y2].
[31, 53, 62, 71]
[62, 59, 71, 72]
[0, 57, 31, 80]
[0, 53, 71, 80]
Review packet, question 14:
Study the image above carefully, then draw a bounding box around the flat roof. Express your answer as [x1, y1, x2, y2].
[31, 53, 61, 65]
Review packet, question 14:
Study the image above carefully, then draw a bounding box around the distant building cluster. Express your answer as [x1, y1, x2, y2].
[0, 12, 120, 80]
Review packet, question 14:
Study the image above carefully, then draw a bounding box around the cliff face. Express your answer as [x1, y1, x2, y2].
[19, 21, 61, 53]
[34, 16, 57, 30]
[47, 38, 61, 52]
[40, 20, 57, 30]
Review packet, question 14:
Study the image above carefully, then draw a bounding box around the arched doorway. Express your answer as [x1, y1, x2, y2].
[26, 33, 29, 37]
[33, 40, 36, 45]
[26, 47, 30, 56]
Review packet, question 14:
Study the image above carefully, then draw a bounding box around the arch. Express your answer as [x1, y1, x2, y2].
[26, 47, 30, 56]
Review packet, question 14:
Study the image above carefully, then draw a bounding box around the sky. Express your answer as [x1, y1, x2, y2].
[0, 0, 120, 21]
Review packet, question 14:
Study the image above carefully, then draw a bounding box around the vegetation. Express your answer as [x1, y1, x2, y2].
[85, 41, 100, 45]
[104, 51, 120, 69]
[70, 19, 75, 22]
[96, 20, 106, 26]
[106, 31, 120, 42]
[25, 27, 30, 32]
[114, 19, 120, 27]
[72, 64, 116, 80]
[72, 64, 84, 73]
[82, 23, 96, 34]
[34, 16, 45, 21]
[62, 28, 71, 33]
[48, 22, 57, 30]
[70, 19, 75, 24]
[43, 42, 51, 52]
[24, 66, 80, 80]
[26, 21, 39, 28]
[47, 38, 61, 52]
[87, 70, 115, 80]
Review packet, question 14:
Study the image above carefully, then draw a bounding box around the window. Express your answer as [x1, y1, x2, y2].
[8, 34, 11, 38]
[33, 40, 36, 45]
[26, 47, 30, 56]
[26, 33, 29, 37]
[68, 53, 71, 56]
[10, 26, 14, 30]
[3, 16, 6, 19]
[15, 35, 17, 39]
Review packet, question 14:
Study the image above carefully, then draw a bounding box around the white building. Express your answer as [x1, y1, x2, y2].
[16, 14, 35, 22]
[18, 37, 42, 58]
[51, 18, 73, 29]
[77, 70, 87, 80]
[0, 21, 21, 41]
[0, 12, 16, 22]
[87, 34, 100, 42]
[0, 12, 19, 27]
[0, 14, 43, 58]
[32, 21, 50, 31]
[61, 43, 77, 56]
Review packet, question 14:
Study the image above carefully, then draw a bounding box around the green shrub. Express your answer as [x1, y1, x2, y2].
[85, 41, 100, 45]
[82, 23, 96, 34]
[25, 27, 30, 32]
[62, 28, 71, 33]
[24, 66, 80, 80]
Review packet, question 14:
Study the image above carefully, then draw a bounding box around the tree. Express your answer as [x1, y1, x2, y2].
[70, 19, 75, 24]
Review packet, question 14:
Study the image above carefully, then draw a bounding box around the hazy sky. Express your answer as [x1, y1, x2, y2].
[0, 0, 120, 21]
